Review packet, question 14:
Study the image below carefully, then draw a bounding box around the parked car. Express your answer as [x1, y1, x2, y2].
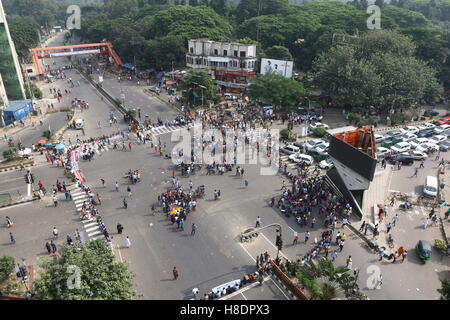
[149, 86, 161, 93]
[376, 147, 390, 157]
[434, 124, 450, 134]
[399, 132, 418, 142]
[442, 129, 450, 137]
[304, 139, 323, 151]
[438, 140, 450, 151]
[384, 130, 404, 139]
[410, 138, 429, 149]
[404, 126, 419, 134]
[288, 153, 314, 165]
[310, 122, 329, 130]
[434, 116, 450, 125]
[430, 134, 447, 144]
[418, 122, 436, 130]
[390, 155, 415, 165]
[423, 109, 439, 117]
[417, 128, 435, 138]
[314, 143, 330, 155]
[391, 142, 411, 153]
[319, 158, 334, 169]
[281, 145, 301, 154]
[374, 134, 385, 143]
[293, 141, 305, 149]
[400, 150, 427, 160]
[416, 142, 439, 153]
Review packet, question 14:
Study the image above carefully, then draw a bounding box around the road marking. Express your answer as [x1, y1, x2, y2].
[85, 226, 99, 233]
[88, 230, 102, 237]
[269, 277, 291, 300]
[239, 243, 257, 262]
[116, 244, 123, 262]
[81, 218, 94, 223]
[91, 235, 104, 241]
[241, 293, 248, 300]
[83, 222, 97, 228]
[0, 201, 33, 211]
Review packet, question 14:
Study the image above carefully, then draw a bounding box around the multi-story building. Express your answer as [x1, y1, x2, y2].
[186, 39, 257, 92]
[0, 0, 26, 102]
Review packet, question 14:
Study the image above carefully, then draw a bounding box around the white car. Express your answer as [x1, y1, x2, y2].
[434, 124, 450, 134]
[416, 142, 439, 153]
[376, 147, 390, 157]
[430, 135, 447, 144]
[391, 142, 411, 153]
[418, 122, 435, 130]
[281, 145, 301, 154]
[399, 132, 417, 142]
[314, 143, 330, 155]
[319, 158, 334, 169]
[401, 150, 428, 160]
[404, 126, 419, 134]
[288, 153, 314, 166]
[410, 138, 429, 149]
[309, 122, 329, 130]
[304, 139, 323, 151]
[374, 134, 385, 143]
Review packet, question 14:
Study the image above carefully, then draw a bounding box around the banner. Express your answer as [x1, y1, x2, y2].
[260, 58, 293, 78]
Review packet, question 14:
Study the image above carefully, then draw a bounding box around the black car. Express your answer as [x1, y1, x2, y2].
[390, 155, 415, 165]
[417, 129, 434, 138]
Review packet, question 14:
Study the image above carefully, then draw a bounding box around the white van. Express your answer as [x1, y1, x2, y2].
[74, 119, 84, 129]
[423, 176, 438, 197]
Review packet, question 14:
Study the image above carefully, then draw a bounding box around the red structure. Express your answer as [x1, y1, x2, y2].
[333, 126, 376, 159]
[29, 42, 123, 76]
[214, 69, 256, 92]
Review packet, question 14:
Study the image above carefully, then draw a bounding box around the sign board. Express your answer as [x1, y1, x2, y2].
[260, 58, 293, 78]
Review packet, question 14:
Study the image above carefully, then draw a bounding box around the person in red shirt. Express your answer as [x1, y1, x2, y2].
[173, 267, 179, 280]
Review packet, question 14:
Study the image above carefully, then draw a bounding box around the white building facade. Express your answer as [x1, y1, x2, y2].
[186, 39, 257, 72]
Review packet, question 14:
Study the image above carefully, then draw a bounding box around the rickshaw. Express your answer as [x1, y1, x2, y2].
[416, 240, 432, 263]
[193, 185, 205, 199]
[169, 207, 183, 215]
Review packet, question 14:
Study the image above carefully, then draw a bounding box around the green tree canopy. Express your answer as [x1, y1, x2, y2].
[248, 73, 305, 113]
[33, 240, 136, 300]
[234, 0, 290, 23]
[382, 5, 431, 28]
[180, 69, 216, 106]
[8, 15, 40, 61]
[144, 35, 186, 70]
[140, 6, 234, 40]
[313, 30, 442, 109]
[265, 45, 293, 61]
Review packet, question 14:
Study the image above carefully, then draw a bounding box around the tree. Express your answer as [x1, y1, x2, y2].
[33, 240, 136, 300]
[144, 35, 186, 70]
[180, 69, 216, 106]
[105, 0, 139, 19]
[8, 15, 40, 61]
[0, 255, 15, 282]
[248, 73, 305, 113]
[234, 0, 290, 24]
[438, 279, 450, 300]
[140, 6, 234, 40]
[382, 5, 431, 28]
[265, 45, 293, 61]
[2, 149, 16, 162]
[313, 30, 443, 109]
[375, 0, 385, 9]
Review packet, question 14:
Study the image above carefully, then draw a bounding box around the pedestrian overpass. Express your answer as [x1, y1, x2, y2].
[29, 42, 123, 76]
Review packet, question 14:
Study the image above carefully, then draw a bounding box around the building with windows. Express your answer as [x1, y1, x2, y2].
[0, 0, 26, 102]
[186, 39, 257, 92]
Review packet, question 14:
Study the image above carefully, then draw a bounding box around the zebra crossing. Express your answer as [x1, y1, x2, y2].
[150, 124, 191, 136]
[280, 155, 300, 169]
[71, 187, 104, 241]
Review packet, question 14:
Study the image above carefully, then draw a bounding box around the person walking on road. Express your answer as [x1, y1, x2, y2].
[125, 236, 131, 248]
[244, 180, 248, 188]
[293, 231, 299, 245]
[127, 186, 132, 198]
[191, 223, 197, 236]
[423, 217, 429, 229]
[413, 167, 419, 177]
[346, 256, 352, 270]
[100, 178, 105, 187]
[115, 182, 119, 192]
[359, 221, 366, 232]
[53, 227, 58, 239]
[45, 242, 52, 254]
[123, 198, 128, 209]
[96, 193, 102, 205]
[419, 159, 425, 169]
[50, 240, 57, 253]
[255, 216, 261, 228]
[402, 250, 407, 262]
[53, 195, 58, 207]
[173, 267, 179, 280]
[392, 214, 399, 227]
[305, 231, 311, 244]
[117, 223, 123, 234]
[386, 222, 393, 233]
[9, 232, 15, 244]
[331, 250, 338, 262]
[339, 240, 345, 252]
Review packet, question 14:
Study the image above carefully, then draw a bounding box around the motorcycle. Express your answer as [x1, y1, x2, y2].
[399, 202, 413, 210]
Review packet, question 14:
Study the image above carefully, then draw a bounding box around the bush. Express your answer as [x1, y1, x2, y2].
[0, 255, 15, 282]
[126, 109, 137, 119]
[435, 239, 447, 250]
[280, 128, 291, 140]
[2, 149, 15, 162]
[312, 127, 326, 137]
[390, 113, 405, 126]
[347, 113, 363, 124]
[42, 130, 51, 139]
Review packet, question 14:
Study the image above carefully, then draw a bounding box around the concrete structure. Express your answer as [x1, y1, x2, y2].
[186, 39, 257, 92]
[0, 0, 26, 102]
[326, 126, 377, 218]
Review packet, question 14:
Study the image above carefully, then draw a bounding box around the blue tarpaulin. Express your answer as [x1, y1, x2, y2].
[156, 72, 164, 79]
[123, 63, 135, 70]
[3, 99, 33, 126]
